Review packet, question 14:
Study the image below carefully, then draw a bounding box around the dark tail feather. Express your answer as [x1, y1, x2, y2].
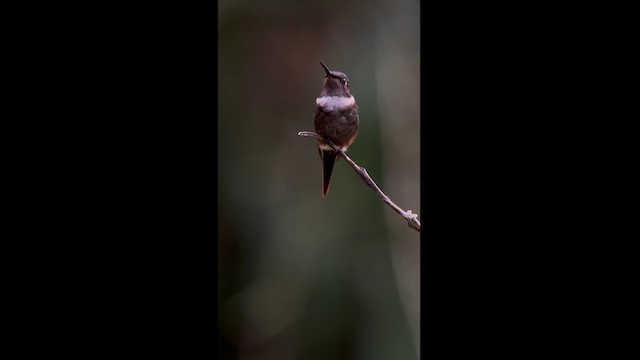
[322, 151, 337, 197]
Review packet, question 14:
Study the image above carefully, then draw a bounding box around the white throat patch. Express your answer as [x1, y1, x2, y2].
[316, 96, 355, 111]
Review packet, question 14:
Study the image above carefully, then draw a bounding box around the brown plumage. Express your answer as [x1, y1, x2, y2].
[314, 61, 359, 197]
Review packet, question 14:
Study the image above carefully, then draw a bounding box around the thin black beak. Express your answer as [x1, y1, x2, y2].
[319, 61, 331, 77]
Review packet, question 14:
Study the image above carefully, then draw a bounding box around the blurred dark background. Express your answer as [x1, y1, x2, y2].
[218, 0, 420, 359]
[12, 2, 622, 358]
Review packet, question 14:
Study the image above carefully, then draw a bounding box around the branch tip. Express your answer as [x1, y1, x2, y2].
[297, 129, 421, 233]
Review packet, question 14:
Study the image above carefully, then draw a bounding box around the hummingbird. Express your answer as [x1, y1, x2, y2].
[314, 61, 360, 197]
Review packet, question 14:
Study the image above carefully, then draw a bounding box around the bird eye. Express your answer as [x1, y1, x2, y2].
[342, 78, 348, 85]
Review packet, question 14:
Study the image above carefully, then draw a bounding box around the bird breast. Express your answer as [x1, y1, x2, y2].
[315, 96, 356, 112]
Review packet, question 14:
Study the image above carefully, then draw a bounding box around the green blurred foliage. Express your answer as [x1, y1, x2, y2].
[219, 0, 419, 359]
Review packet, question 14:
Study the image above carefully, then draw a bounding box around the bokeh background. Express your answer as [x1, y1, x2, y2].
[218, 0, 420, 359]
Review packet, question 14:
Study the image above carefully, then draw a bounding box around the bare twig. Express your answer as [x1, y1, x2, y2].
[297, 131, 421, 232]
